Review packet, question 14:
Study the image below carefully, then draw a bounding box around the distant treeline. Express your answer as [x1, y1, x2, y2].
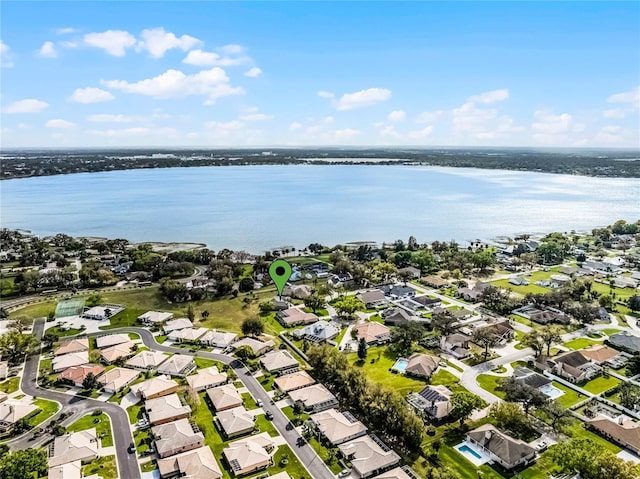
[1, 147, 639, 179]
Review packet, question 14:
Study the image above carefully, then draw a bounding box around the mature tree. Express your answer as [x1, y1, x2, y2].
[8, 316, 32, 331]
[450, 391, 485, 425]
[539, 325, 563, 356]
[431, 310, 457, 337]
[234, 345, 254, 360]
[85, 293, 103, 307]
[186, 303, 195, 322]
[201, 310, 210, 321]
[629, 295, 640, 313]
[159, 278, 189, 303]
[618, 382, 640, 410]
[357, 338, 368, 361]
[502, 377, 548, 414]
[520, 330, 544, 357]
[390, 320, 425, 355]
[241, 317, 264, 337]
[478, 285, 514, 314]
[540, 400, 573, 433]
[0, 449, 48, 479]
[549, 438, 640, 479]
[411, 249, 438, 274]
[303, 289, 326, 314]
[471, 248, 496, 272]
[488, 401, 530, 434]
[332, 295, 364, 321]
[472, 327, 498, 360]
[0, 330, 39, 365]
[82, 372, 100, 391]
[626, 354, 640, 376]
[238, 277, 255, 293]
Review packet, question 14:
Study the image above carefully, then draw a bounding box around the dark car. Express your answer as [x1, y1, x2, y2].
[128, 442, 136, 454]
[296, 437, 305, 447]
[265, 411, 274, 420]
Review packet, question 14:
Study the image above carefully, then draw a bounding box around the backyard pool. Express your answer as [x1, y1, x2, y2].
[391, 358, 409, 373]
[539, 383, 565, 399]
[454, 441, 490, 466]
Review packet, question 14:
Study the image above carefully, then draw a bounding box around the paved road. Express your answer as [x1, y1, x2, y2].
[99, 327, 336, 479]
[9, 319, 141, 479]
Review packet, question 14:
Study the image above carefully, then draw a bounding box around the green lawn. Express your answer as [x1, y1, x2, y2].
[563, 337, 603, 350]
[268, 445, 309, 478]
[193, 357, 222, 369]
[581, 375, 620, 394]
[281, 406, 310, 423]
[0, 377, 20, 394]
[476, 374, 505, 399]
[566, 421, 622, 453]
[602, 328, 623, 336]
[140, 460, 158, 473]
[242, 392, 258, 410]
[27, 398, 60, 427]
[445, 360, 463, 372]
[431, 369, 463, 392]
[254, 414, 279, 437]
[82, 455, 117, 479]
[9, 301, 57, 321]
[259, 374, 275, 391]
[133, 428, 152, 453]
[126, 404, 144, 424]
[491, 279, 550, 296]
[553, 382, 587, 408]
[67, 412, 114, 447]
[308, 437, 342, 474]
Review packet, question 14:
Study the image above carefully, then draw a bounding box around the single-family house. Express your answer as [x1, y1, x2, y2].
[125, 350, 169, 371]
[583, 261, 622, 275]
[146, 393, 191, 426]
[0, 361, 7, 381]
[168, 327, 209, 343]
[420, 276, 448, 289]
[157, 446, 222, 479]
[152, 418, 205, 458]
[288, 384, 338, 412]
[48, 461, 82, 479]
[276, 307, 318, 327]
[580, 344, 626, 367]
[95, 333, 130, 349]
[187, 366, 228, 392]
[199, 330, 237, 349]
[357, 290, 387, 309]
[413, 295, 442, 308]
[98, 367, 140, 393]
[260, 350, 299, 375]
[509, 276, 529, 286]
[99, 341, 135, 363]
[0, 401, 39, 433]
[535, 351, 602, 383]
[404, 353, 440, 378]
[282, 284, 312, 299]
[52, 351, 89, 373]
[440, 333, 472, 359]
[157, 354, 196, 377]
[48, 428, 99, 467]
[274, 370, 316, 393]
[512, 305, 570, 325]
[310, 409, 368, 445]
[353, 322, 392, 345]
[589, 415, 640, 455]
[232, 338, 275, 357]
[216, 406, 256, 438]
[381, 284, 416, 299]
[474, 320, 515, 344]
[466, 424, 536, 470]
[381, 307, 419, 325]
[58, 364, 105, 388]
[371, 467, 419, 479]
[407, 385, 452, 420]
[82, 306, 114, 321]
[293, 321, 340, 343]
[206, 384, 243, 412]
[609, 332, 640, 354]
[338, 435, 401, 478]
[222, 432, 275, 476]
[163, 318, 193, 334]
[398, 266, 421, 279]
[54, 338, 89, 356]
[512, 367, 552, 389]
[130, 375, 178, 400]
[138, 311, 173, 325]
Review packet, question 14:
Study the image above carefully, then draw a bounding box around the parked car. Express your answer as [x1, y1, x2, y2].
[128, 442, 136, 454]
[256, 399, 263, 407]
[338, 470, 351, 478]
[265, 411, 274, 420]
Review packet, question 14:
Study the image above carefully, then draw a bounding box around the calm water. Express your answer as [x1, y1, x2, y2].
[1, 165, 638, 252]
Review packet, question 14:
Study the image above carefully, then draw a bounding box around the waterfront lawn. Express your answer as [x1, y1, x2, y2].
[553, 382, 586, 408]
[82, 455, 117, 479]
[563, 337, 603, 350]
[0, 377, 20, 394]
[67, 411, 113, 447]
[580, 375, 620, 395]
[27, 398, 60, 427]
[476, 374, 505, 399]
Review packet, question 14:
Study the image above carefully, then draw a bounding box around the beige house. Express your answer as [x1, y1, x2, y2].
[99, 341, 135, 363]
[157, 354, 196, 377]
[138, 311, 173, 325]
[260, 350, 299, 375]
[354, 322, 391, 345]
[48, 428, 99, 467]
[338, 435, 401, 478]
[589, 415, 640, 455]
[216, 406, 256, 438]
[288, 384, 338, 412]
[98, 367, 140, 393]
[54, 338, 89, 356]
[126, 350, 169, 371]
[0, 361, 7, 381]
[146, 393, 192, 426]
[580, 344, 625, 366]
[223, 432, 275, 476]
[58, 364, 105, 388]
[371, 466, 417, 479]
[95, 333, 130, 349]
[168, 327, 209, 342]
[199, 330, 238, 349]
[274, 370, 316, 393]
[232, 337, 275, 357]
[157, 446, 223, 479]
[152, 418, 204, 458]
[52, 351, 89, 372]
[404, 353, 440, 378]
[206, 384, 243, 412]
[49, 461, 82, 479]
[163, 317, 193, 334]
[130, 375, 178, 400]
[0, 401, 39, 433]
[310, 409, 368, 445]
[276, 307, 318, 327]
[187, 366, 228, 392]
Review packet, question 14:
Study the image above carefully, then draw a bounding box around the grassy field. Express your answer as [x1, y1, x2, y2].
[491, 279, 550, 296]
[126, 404, 144, 424]
[476, 374, 505, 399]
[0, 377, 20, 394]
[308, 437, 342, 474]
[27, 398, 60, 427]
[67, 411, 114, 447]
[254, 414, 279, 437]
[82, 455, 117, 479]
[241, 392, 258, 410]
[47, 325, 83, 337]
[581, 375, 620, 394]
[563, 337, 603, 350]
[431, 369, 463, 391]
[133, 428, 152, 453]
[553, 382, 587, 408]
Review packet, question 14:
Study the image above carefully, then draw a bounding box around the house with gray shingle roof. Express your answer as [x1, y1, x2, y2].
[466, 424, 536, 470]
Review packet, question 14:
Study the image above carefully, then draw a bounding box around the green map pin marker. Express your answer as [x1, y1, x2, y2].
[269, 259, 292, 297]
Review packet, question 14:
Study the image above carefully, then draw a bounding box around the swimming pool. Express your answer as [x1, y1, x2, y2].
[391, 358, 409, 372]
[454, 441, 490, 466]
[539, 383, 565, 399]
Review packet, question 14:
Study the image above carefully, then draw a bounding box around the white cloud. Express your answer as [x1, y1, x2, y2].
[608, 86, 640, 108]
[69, 87, 115, 103]
[56, 27, 75, 34]
[84, 30, 136, 56]
[87, 114, 139, 123]
[3, 99, 49, 113]
[137, 28, 201, 58]
[379, 125, 400, 138]
[387, 110, 406, 122]
[203, 120, 247, 139]
[60, 41, 78, 48]
[1, 40, 14, 67]
[39, 41, 57, 58]
[334, 128, 360, 140]
[452, 102, 497, 133]
[603, 108, 626, 119]
[86, 127, 177, 137]
[408, 126, 433, 139]
[531, 110, 572, 134]
[46, 119, 75, 128]
[240, 113, 272, 121]
[289, 122, 302, 131]
[182, 49, 249, 66]
[467, 88, 509, 104]
[218, 44, 245, 55]
[244, 67, 262, 77]
[323, 116, 334, 124]
[320, 88, 392, 110]
[102, 67, 243, 103]
[416, 110, 444, 123]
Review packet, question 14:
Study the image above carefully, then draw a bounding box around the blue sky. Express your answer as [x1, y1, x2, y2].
[1, 1, 639, 147]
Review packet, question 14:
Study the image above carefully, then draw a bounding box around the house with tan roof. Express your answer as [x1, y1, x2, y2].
[534, 350, 602, 383]
[223, 432, 275, 476]
[95, 333, 130, 349]
[371, 466, 418, 479]
[354, 322, 391, 345]
[466, 424, 536, 470]
[580, 344, 625, 367]
[163, 317, 193, 334]
[357, 290, 387, 309]
[292, 321, 341, 343]
[146, 393, 191, 426]
[187, 366, 228, 392]
[58, 364, 105, 388]
[168, 327, 209, 342]
[420, 275, 448, 289]
[232, 337, 275, 357]
[130, 375, 178, 400]
[216, 406, 256, 438]
[260, 350, 299, 375]
[589, 415, 640, 454]
[276, 307, 319, 327]
[338, 435, 401, 478]
[138, 310, 173, 325]
[99, 341, 135, 363]
[199, 330, 238, 349]
[54, 338, 89, 356]
[49, 461, 82, 479]
[274, 370, 316, 393]
[0, 401, 39, 433]
[310, 409, 368, 445]
[126, 350, 169, 371]
[440, 333, 471, 359]
[152, 418, 204, 458]
[206, 384, 243, 411]
[157, 446, 222, 479]
[52, 351, 89, 372]
[48, 428, 99, 467]
[288, 384, 338, 412]
[157, 354, 196, 377]
[407, 385, 452, 420]
[404, 353, 440, 378]
[98, 367, 140, 393]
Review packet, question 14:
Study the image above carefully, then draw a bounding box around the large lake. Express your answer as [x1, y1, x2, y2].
[1, 165, 638, 252]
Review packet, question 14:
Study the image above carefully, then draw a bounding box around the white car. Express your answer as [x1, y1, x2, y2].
[338, 470, 351, 478]
[256, 399, 263, 407]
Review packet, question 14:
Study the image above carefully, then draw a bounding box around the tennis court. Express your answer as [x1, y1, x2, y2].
[54, 298, 86, 318]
